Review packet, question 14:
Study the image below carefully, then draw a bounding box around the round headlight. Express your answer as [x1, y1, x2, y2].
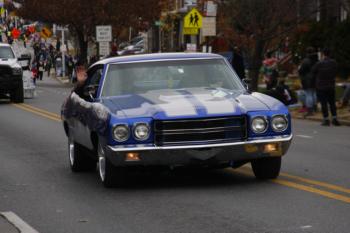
[12, 67, 22, 75]
[271, 115, 288, 132]
[133, 123, 150, 141]
[112, 124, 130, 142]
[251, 117, 268, 134]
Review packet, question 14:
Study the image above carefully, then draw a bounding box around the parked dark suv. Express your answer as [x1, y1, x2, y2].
[0, 43, 24, 103]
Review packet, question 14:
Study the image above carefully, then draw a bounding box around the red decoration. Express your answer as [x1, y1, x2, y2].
[28, 26, 35, 34]
[11, 28, 21, 39]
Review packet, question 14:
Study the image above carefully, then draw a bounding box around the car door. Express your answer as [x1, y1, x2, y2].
[72, 65, 104, 150]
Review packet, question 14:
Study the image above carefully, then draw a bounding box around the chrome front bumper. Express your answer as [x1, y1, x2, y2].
[105, 135, 293, 167]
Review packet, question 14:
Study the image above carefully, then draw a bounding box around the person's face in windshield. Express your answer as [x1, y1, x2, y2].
[0, 47, 15, 59]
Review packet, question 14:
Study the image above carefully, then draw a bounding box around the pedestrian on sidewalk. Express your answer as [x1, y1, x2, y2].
[37, 58, 45, 81]
[312, 48, 340, 126]
[298, 47, 318, 116]
[31, 62, 38, 85]
[261, 52, 278, 90]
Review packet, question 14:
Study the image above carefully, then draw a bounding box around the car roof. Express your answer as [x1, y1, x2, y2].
[92, 53, 224, 67]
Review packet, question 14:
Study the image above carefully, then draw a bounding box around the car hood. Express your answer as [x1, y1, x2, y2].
[101, 88, 281, 120]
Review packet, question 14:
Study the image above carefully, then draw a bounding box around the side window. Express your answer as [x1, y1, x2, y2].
[88, 69, 103, 87]
[78, 67, 103, 100]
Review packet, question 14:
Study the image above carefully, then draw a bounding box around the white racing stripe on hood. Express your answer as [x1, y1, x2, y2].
[140, 90, 197, 117]
[187, 88, 236, 114]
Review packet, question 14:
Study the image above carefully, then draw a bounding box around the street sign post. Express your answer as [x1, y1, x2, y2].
[183, 8, 203, 35]
[202, 17, 216, 37]
[184, 8, 203, 29]
[99, 41, 110, 57]
[96, 25, 112, 42]
[40, 27, 52, 39]
[96, 25, 112, 57]
[56, 26, 69, 77]
[183, 28, 198, 35]
[204, 1, 217, 17]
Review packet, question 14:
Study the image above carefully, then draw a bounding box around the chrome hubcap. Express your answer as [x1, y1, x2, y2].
[98, 145, 106, 182]
[69, 138, 74, 166]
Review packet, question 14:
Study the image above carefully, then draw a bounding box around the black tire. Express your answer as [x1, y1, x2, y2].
[98, 144, 126, 188]
[68, 136, 96, 172]
[251, 157, 281, 179]
[10, 83, 24, 103]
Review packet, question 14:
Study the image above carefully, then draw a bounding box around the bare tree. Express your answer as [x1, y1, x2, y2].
[219, 0, 300, 91]
[17, 0, 161, 64]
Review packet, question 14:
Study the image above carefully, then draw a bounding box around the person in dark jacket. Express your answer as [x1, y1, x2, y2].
[298, 47, 318, 116]
[312, 48, 340, 126]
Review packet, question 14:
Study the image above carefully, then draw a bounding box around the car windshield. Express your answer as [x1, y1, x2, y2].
[101, 58, 244, 97]
[0, 46, 15, 59]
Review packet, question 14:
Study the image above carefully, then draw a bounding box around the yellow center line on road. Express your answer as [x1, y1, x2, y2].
[272, 179, 350, 204]
[280, 172, 350, 195]
[12, 103, 350, 204]
[18, 103, 61, 119]
[12, 104, 61, 122]
[235, 168, 350, 204]
[240, 165, 350, 195]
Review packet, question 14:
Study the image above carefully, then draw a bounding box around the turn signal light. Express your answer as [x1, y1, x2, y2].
[125, 152, 140, 161]
[264, 143, 278, 153]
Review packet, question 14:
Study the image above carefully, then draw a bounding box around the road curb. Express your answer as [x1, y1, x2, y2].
[51, 74, 73, 87]
[0, 212, 39, 233]
[292, 115, 350, 126]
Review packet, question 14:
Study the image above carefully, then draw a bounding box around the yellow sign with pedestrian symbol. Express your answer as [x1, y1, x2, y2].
[184, 8, 202, 29]
[183, 28, 198, 35]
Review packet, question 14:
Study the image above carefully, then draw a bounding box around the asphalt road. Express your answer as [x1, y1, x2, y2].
[0, 76, 349, 233]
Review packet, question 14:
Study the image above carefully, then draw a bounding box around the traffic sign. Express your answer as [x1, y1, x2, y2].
[202, 17, 216, 36]
[57, 25, 68, 31]
[40, 27, 52, 39]
[99, 42, 110, 57]
[184, 8, 202, 29]
[183, 28, 198, 35]
[96, 25, 112, 42]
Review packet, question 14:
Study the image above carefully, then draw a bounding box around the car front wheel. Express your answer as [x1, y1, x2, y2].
[98, 143, 126, 188]
[251, 157, 281, 179]
[68, 135, 96, 172]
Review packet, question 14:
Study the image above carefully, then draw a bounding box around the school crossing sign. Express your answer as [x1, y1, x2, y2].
[183, 8, 202, 35]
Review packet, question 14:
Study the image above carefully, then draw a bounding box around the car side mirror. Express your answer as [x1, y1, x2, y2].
[242, 78, 250, 90]
[84, 85, 98, 101]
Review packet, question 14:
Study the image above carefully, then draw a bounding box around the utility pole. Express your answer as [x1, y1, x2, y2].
[61, 29, 65, 77]
[57, 26, 68, 77]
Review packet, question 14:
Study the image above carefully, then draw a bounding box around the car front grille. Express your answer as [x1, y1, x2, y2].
[154, 116, 247, 146]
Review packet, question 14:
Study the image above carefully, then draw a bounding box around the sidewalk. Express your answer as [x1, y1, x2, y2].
[49, 69, 73, 86]
[290, 106, 350, 126]
[54, 75, 71, 85]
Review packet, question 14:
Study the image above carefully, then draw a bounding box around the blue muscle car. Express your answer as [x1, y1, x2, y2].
[61, 53, 292, 187]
